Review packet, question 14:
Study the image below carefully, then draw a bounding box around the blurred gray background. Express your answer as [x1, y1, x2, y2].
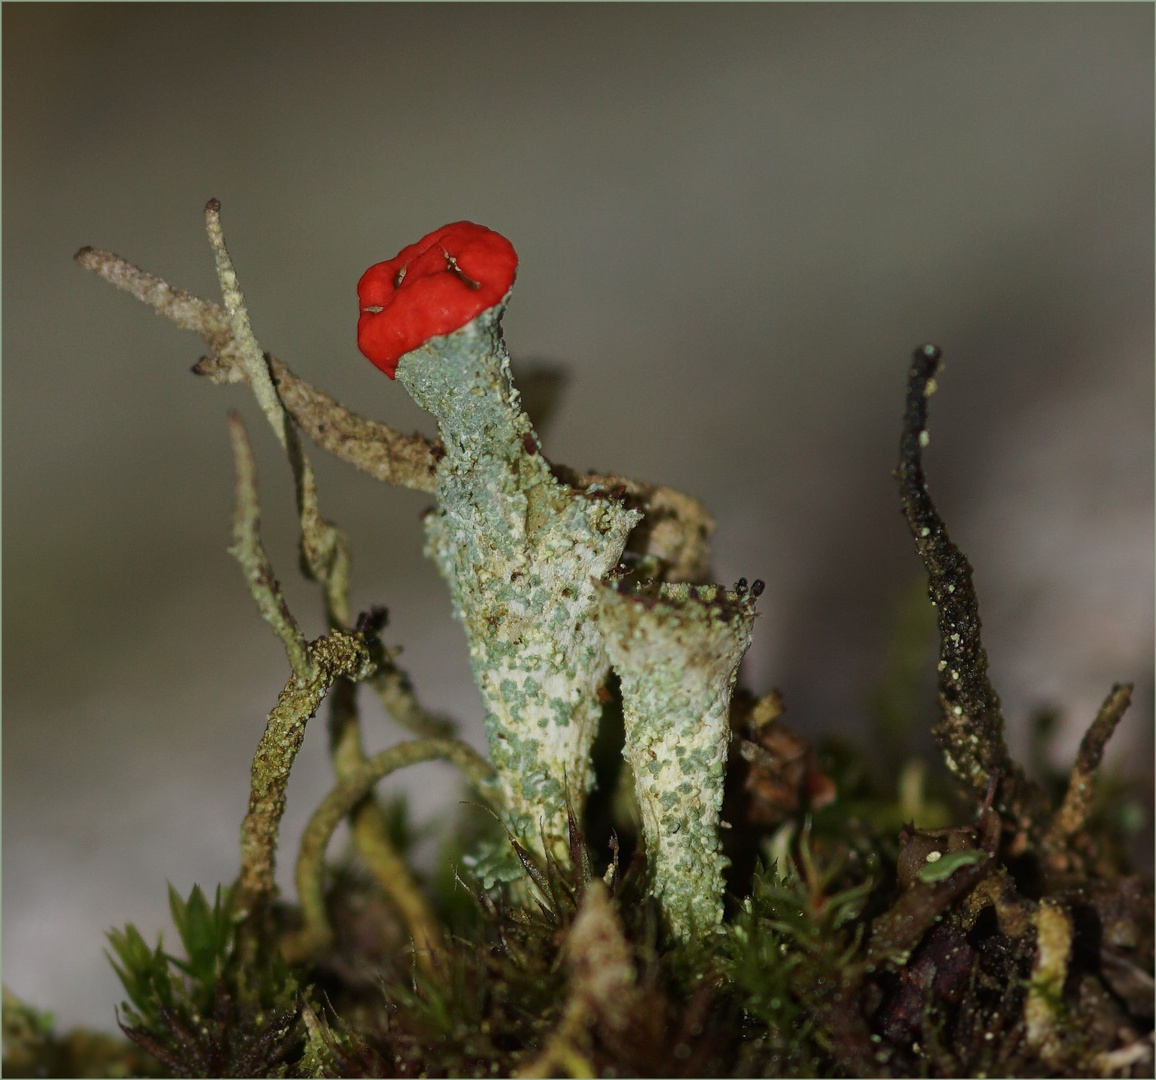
[4, 4, 1152, 1031]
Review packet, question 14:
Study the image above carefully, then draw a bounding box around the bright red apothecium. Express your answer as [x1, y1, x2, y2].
[357, 222, 518, 378]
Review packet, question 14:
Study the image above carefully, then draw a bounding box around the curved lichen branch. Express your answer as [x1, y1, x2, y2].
[203, 200, 287, 448]
[369, 661, 458, 738]
[236, 629, 379, 919]
[324, 675, 448, 973]
[226, 412, 311, 678]
[228, 408, 423, 940]
[1042, 682, 1133, 863]
[290, 737, 495, 958]
[897, 344, 1049, 835]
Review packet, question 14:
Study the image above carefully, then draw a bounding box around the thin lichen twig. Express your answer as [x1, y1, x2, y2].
[370, 663, 457, 738]
[1043, 682, 1132, 852]
[226, 412, 310, 678]
[896, 344, 1050, 836]
[73, 244, 232, 342]
[236, 630, 377, 918]
[203, 200, 352, 628]
[290, 736, 495, 956]
[211, 202, 449, 956]
[204, 199, 291, 447]
[78, 231, 414, 935]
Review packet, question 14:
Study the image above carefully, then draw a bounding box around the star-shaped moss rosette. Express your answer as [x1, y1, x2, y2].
[359, 223, 643, 870]
[596, 578, 760, 939]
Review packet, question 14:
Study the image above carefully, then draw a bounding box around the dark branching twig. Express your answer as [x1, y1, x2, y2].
[897, 344, 1050, 837]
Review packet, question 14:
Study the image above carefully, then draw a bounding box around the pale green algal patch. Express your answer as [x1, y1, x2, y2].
[395, 303, 642, 865]
[597, 580, 757, 938]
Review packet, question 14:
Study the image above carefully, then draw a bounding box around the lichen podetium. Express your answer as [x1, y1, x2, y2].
[598, 579, 758, 937]
[392, 302, 642, 868]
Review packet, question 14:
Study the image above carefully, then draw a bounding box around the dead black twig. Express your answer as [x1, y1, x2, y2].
[896, 344, 1050, 840]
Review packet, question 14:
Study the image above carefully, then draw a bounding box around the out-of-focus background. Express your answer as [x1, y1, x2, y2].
[5, 4, 1152, 1031]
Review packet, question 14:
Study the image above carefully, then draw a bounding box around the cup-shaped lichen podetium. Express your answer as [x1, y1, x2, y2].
[597, 580, 758, 938]
[391, 306, 642, 868]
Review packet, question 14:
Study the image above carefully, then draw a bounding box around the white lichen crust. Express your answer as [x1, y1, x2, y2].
[597, 580, 757, 938]
[395, 302, 642, 863]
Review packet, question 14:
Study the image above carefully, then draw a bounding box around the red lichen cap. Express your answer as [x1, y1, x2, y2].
[357, 222, 518, 378]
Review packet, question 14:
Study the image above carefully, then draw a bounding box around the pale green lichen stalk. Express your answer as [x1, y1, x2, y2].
[394, 302, 642, 865]
[597, 580, 757, 938]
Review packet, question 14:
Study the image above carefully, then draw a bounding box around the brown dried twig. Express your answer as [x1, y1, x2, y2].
[1042, 682, 1133, 862]
[268, 355, 442, 491]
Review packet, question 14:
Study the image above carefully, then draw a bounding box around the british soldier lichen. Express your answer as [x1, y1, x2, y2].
[360, 226, 643, 865]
